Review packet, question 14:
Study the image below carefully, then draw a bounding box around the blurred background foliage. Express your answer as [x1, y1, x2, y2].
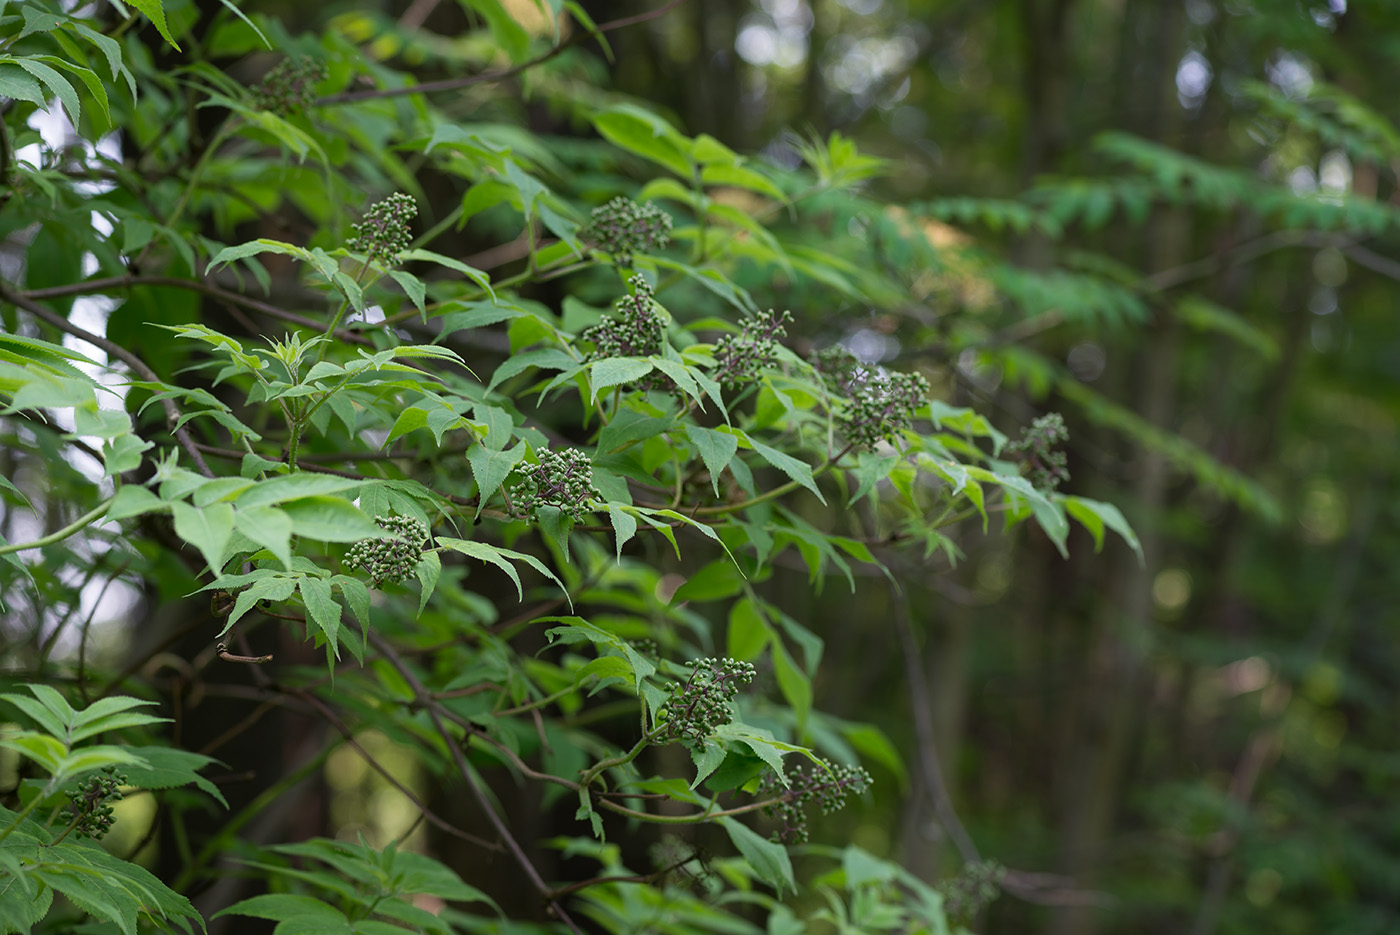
[3, 0, 1398, 933]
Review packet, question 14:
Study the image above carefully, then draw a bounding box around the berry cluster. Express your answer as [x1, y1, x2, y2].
[581, 275, 666, 360]
[839, 369, 930, 450]
[508, 448, 602, 523]
[344, 515, 428, 587]
[759, 759, 872, 843]
[713, 309, 792, 388]
[1005, 412, 1070, 491]
[587, 197, 673, 266]
[348, 193, 417, 265]
[652, 658, 756, 744]
[61, 767, 126, 840]
[937, 859, 1006, 924]
[252, 57, 328, 116]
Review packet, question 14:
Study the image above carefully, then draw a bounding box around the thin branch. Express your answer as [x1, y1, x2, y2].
[215, 642, 273, 664]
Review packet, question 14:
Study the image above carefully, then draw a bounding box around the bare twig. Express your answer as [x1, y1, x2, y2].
[216, 642, 273, 664]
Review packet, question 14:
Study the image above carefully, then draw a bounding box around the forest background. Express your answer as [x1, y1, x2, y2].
[1, 1, 1397, 935]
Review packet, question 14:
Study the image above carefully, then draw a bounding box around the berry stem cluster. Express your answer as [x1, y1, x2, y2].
[652, 657, 756, 745]
[54, 767, 127, 843]
[759, 758, 872, 843]
[344, 515, 429, 587]
[509, 448, 603, 523]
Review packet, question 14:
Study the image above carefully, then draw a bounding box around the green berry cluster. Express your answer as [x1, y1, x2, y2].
[759, 759, 872, 843]
[581, 275, 666, 360]
[936, 859, 1006, 924]
[713, 309, 792, 388]
[508, 448, 602, 523]
[348, 193, 417, 265]
[252, 56, 328, 116]
[344, 515, 428, 587]
[839, 369, 931, 450]
[653, 657, 756, 744]
[587, 197, 673, 266]
[1005, 412, 1070, 491]
[61, 767, 126, 840]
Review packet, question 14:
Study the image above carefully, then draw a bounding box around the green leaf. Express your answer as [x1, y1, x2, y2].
[589, 358, 655, 399]
[436, 537, 523, 600]
[771, 641, 812, 731]
[0, 63, 45, 108]
[726, 597, 771, 661]
[68, 695, 166, 742]
[847, 452, 900, 506]
[606, 503, 637, 562]
[281, 496, 385, 542]
[234, 505, 294, 569]
[171, 501, 234, 573]
[399, 248, 495, 299]
[0, 732, 68, 774]
[487, 348, 577, 391]
[122, 745, 228, 807]
[415, 549, 441, 617]
[671, 558, 745, 604]
[388, 269, 427, 316]
[593, 104, 693, 178]
[689, 743, 728, 789]
[207, 238, 308, 272]
[747, 436, 826, 504]
[219, 893, 348, 924]
[299, 576, 343, 657]
[13, 57, 81, 127]
[701, 162, 787, 202]
[128, 0, 182, 49]
[0, 690, 69, 739]
[720, 816, 795, 896]
[1064, 495, 1144, 565]
[466, 439, 526, 518]
[20, 6, 66, 39]
[841, 722, 907, 790]
[686, 425, 739, 496]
